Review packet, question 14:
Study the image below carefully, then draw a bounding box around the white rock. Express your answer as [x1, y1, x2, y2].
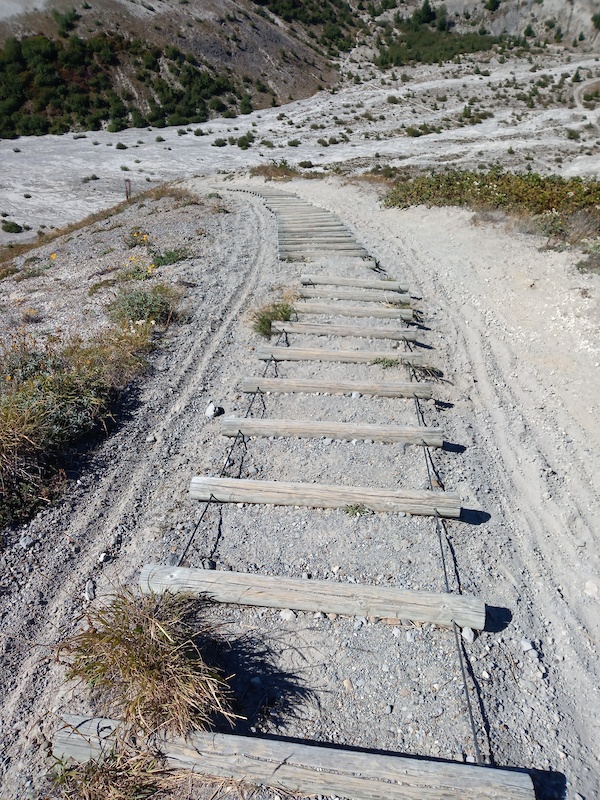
[279, 608, 297, 621]
[351, 391, 362, 399]
[205, 401, 216, 418]
[584, 580, 599, 598]
[461, 626, 475, 644]
[145, 433, 156, 443]
[84, 579, 96, 602]
[97, 552, 109, 563]
[520, 638, 534, 652]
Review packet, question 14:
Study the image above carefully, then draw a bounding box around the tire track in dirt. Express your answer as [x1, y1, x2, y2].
[0, 191, 276, 797]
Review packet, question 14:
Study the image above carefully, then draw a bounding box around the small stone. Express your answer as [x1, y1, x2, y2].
[322, 438, 333, 445]
[465, 755, 476, 764]
[167, 553, 179, 566]
[527, 649, 540, 661]
[327, 613, 338, 621]
[84, 579, 95, 602]
[461, 627, 475, 644]
[342, 678, 354, 693]
[584, 580, 599, 598]
[202, 558, 216, 570]
[19, 535, 34, 550]
[520, 638, 534, 653]
[145, 433, 157, 443]
[351, 391, 362, 399]
[302, 572, 310, 580]
[314, 612, 325, 619]
[97, 552, 109, 564]
[481, 670, 490, 680]
[279, 608, 296, 621]
[353, 619, 363, 630]
[384, 704, 393, 715]
[247, 466, 258, 476]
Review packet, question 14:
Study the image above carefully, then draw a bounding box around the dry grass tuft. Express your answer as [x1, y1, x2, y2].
[57, 590, 236, 737]
[52, 748, 168, 800]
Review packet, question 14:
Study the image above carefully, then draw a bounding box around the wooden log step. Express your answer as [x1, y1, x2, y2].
[297, 302, 413, 321]
[257, 346, 428, 367]
[301, 275, 408, 292]
[220, 418, 443, 446]
[240, 377, 433, 399]
[271, 321, 417, 341]
[141, 565, 484, 628]
[282, 247, 368, 255]
[54, 715, 535, 800]
[299, 288, 411, 304]
[189, 477, 461, 518]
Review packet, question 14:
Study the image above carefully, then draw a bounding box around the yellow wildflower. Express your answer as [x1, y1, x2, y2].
[50, 253, 57, 260]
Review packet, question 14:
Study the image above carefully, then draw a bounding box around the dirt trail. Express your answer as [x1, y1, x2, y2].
[0, 175, 599, 800]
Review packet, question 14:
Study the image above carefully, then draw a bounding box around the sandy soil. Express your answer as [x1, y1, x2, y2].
[0, 171, 598, 799]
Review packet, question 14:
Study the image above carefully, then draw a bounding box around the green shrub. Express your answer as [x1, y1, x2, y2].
[288, 139, 301, 147]
[151, 247, 189, 267]
[2, 221, 23, 233]
[107, 283, 182, 326]
[212, 138, 227, 147]
[115, 142, 128, 150]
[250, 300, 294, 337]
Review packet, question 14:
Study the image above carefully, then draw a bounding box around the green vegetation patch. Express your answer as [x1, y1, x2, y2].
[0, 283, 181, 525]
[386, 169, 600, 249]
[375, 0, 513, 68]
[250, 0, 356, 51]
[0, 33, 239, 139]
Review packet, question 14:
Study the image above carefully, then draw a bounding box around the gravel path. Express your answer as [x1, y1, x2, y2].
[0, 176, 598, 800]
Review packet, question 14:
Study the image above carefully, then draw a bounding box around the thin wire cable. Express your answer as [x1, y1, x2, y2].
[178, 333, 284, 566]
[406, 346, 483, 766]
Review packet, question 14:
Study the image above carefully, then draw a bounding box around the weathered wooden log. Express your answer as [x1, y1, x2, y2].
[240, 377, 433, 399]
[297, 301, 413, 320]
[220, 417, 443, 446]
[54, 715, 535, 800]
[300, 275, 408, 292]
[299, 288, 411, 304]
[271, 321, 417, 341]
[141, 565, 485, 628]
[189, 477, 461, 518]
[257, 346, 427, 367]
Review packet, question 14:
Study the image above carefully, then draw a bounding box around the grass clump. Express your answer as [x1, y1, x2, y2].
[52, 749, 167, 800]
[57, 589, 235, 736]
[2, 221, 23, 234]
[0, 329, 150, 525]
[151, 247, 189, 267]
[370, 356, 399, 369]
[107, 284, 182, 326]
[343, 503, 371, 517]
[250, 300, 294, 337]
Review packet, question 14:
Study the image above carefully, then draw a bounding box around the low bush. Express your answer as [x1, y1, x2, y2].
[151, 247, 189, 267]
[107, 283, 182, 326]
[2, 221, 23, 234]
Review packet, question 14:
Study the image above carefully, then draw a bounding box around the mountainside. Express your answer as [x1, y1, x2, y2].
[1, 0, 599, 139]
[0, 0, 353, 137]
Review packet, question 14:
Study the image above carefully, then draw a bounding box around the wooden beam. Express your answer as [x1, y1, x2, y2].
[301, 275, 409, 293]
[189, 477, 461, 518]
[299, 288, 411, 304]
[54, 715, 535, 800]
[141, 565, 484, 629]
[220, 417, 443, 446]
[297, 301, 413, 321]
[240, 377, 433, 399]
[271, 321, 417, 341]
[257, 346, 428, 367]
